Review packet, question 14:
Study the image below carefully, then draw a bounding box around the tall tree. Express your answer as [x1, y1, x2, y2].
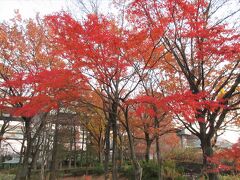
[127, 0, 240, 179]
[0, 13, 87, 179]
[0, 14, 62, 180]
[45, 12, 144, 180]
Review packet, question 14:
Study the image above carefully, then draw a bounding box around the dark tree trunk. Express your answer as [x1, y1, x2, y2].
[15, 118, 32, 180]
[152, 108, 162, 180]
[80, 128, 85, 167]
[98, 148, 103, 164]
[108, 101, 118, 180]
[40, 128, 50, 180]
[112, 114, 118, 180]
[98, 139, 103, 164]
[49, 114, 60, 180]
[73, 125, 77, 168]
[0, 120, 9, 146]
[156, 136, 162, 180]
[145, 133, 152, 162]
[68, 127, 73, 169]
[201, 138, 218, 180]
[31, 144, 40, 170]
[19, 138, 25, 166]
[104, 121, 111, 180]
[118, 133, 123, 167]
[124, 106, 142, 180]
[126, 125, 142, 180]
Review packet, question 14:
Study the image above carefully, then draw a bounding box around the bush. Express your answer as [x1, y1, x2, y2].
[119, 161, 159, 180]
[119, 164, 135, 179]
[176, 161, 202, 174]
[162, 160, 186, 180]
[163, 148, 202, 163]
[91, 164, 104, 175]
[120, 160, 186, 180]
[142, 161, 159, 180]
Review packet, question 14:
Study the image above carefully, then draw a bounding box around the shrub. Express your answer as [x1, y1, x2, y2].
[141, 161, 159, 180]
[162, 160, 187, 180]
[91, 164, 104, 175]
[163, 148, 202, 163]
[119, 164, 135, 179]
[120, 160, 186, 180]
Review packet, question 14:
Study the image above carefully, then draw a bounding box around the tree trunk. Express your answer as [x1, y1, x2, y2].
[126, 125, 142, 180]
[156, 136, 162, 180]
[68, 156, 72, 169]
[153, 108, 163, 180]
[118, 134, 123, 167]
[123, 106, 142, 180]
[49, 114, 60, 180]
[112, 116, 118, 180]
[80, 128, 85, 167]
[108, 101, 118, 180]
[0, 120, 9, 146]
[73, 125, 77, 168]
[31, 147, 39, 170]
[18, 137, 25, 168]
[40, 131, 48, 180]
[145, 134, 152, 162]
[68, 127, 73, 169]
[98, 149, 103, 164]
[40, 160, 45, 180]
[201, 138, 218, 180]
[104, 121, 111, 180]
[15, 118, 32, 180]
[98, 141, 103, 164]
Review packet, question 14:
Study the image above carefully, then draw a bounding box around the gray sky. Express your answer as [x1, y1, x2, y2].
[0, 0, 70, 21]
[0, 0, 112, 22]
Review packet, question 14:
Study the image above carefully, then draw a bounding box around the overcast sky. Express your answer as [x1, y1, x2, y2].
[0, 0, 113, 22]
[0, 0, 68, 21]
